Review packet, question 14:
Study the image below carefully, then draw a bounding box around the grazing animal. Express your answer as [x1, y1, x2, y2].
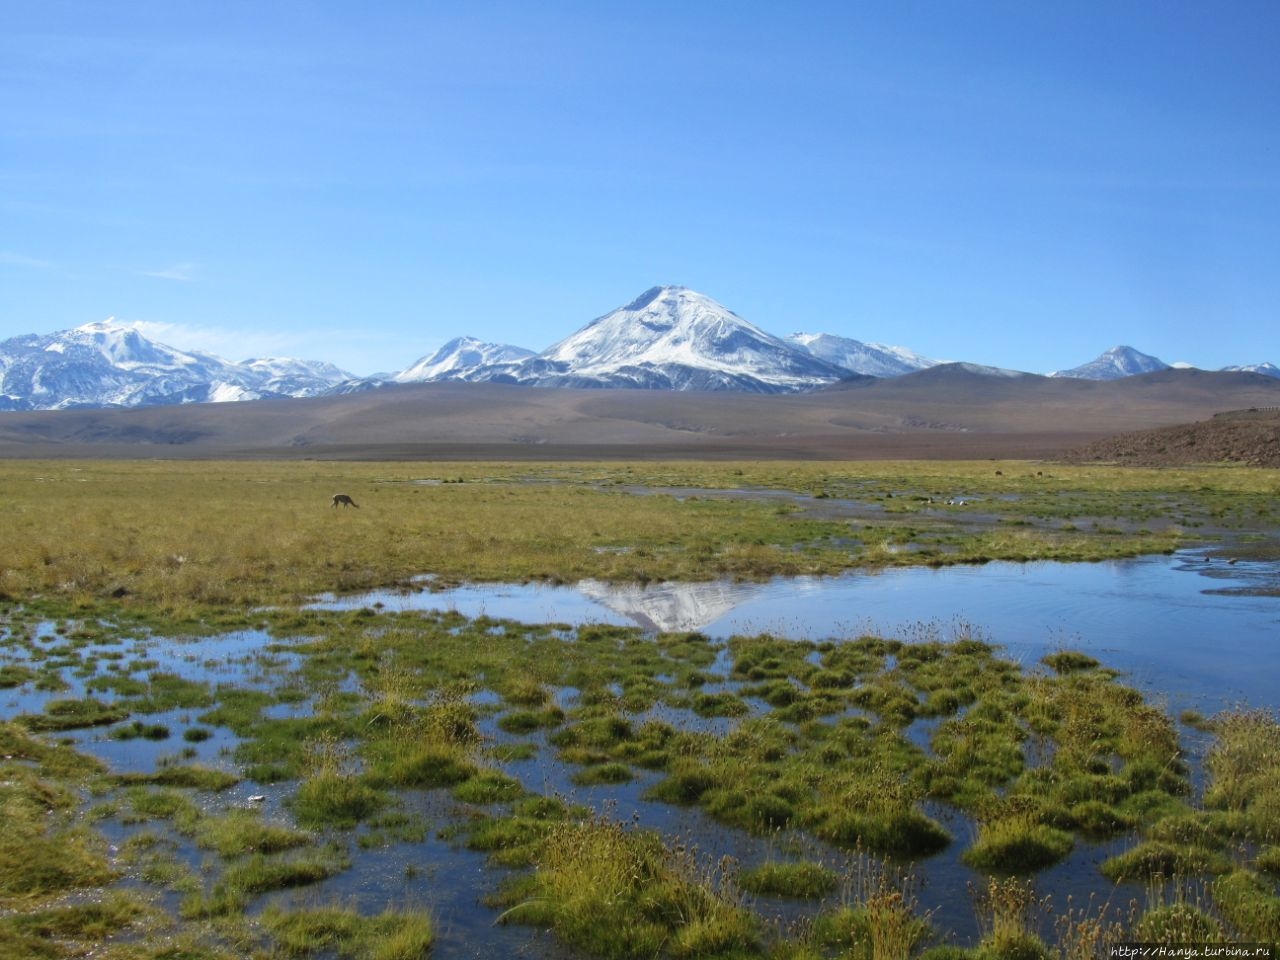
[331, 494, 359, 508]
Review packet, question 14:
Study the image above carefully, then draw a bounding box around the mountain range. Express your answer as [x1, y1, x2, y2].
[4, 364, 1279, 462]
[1047, 345, 1280, 381]
[0, 320, 352, 411]
[2, 285, 1276, 411]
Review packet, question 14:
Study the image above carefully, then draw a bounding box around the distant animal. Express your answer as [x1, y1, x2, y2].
[331, 494, 359, 508]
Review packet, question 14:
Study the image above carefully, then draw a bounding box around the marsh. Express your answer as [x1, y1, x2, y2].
[2, 459, 1278, 958]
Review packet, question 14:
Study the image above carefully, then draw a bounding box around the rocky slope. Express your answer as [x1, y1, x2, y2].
[1063, 408, 1280, 466]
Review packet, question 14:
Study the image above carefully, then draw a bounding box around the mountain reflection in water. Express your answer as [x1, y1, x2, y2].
[575, 578, 760, 632]
[313, 551, 1280, 711]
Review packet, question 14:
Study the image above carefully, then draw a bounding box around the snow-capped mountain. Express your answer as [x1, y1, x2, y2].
[399, 286, 853, 393]
[535, 285, 850, 391]
[241, 357, 355, 396]
[5, 295, 1277, 411]
[394, 336, 537, 383]
[1048, 345, 1171, 380]
[787, 332, 938, 377]
[1051, 347, 1280, 381]
[1221, 362, 1280, 379]
[0, 320, 352, 411]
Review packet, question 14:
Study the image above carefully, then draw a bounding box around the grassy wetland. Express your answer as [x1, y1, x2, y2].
[1, 458, 1278, 959]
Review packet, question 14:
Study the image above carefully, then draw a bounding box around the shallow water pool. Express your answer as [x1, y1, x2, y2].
[316, 549, 1280, 713]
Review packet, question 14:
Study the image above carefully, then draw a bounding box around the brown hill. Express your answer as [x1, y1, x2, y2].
[1, 366, 1278, 461]
[1063, 408, 1280, 467]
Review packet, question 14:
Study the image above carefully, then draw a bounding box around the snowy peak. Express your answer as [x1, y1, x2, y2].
[544, 285, 754, 366]
[788, 332, 938, 378]
[244, 356, 351, 381]
[63, 319, 213, 370]
[536, 285, 847, 391]
[395, 336, 536, 383]
[1221, 362, 1280, 379]
[1049, 345, 1171, 380]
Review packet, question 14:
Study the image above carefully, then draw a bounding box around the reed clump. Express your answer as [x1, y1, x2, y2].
[290, 737, 385, 829]
[0, 890, 153, 958]
[180, 846, 350, 919]
[363, 686, 483, 790]
[1101, 841, 1233, 883]
[972, 876, 1051, 960]
[808, 854, 933, 960]
[261, 903, 435, 960]
[1203, 709, 1280, 841]
[964, 806, 1074, 874]
[738, 860, 839, 899]
[0, 761, 116, 899]
[497, 813, 759, 959]
[1212, 869, 1280, 942]
[16, 696, 130, 732]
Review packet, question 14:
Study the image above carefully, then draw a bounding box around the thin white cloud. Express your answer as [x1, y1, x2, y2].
[120, 319, 374, 372]
[140, 262, 199, 282]
[0, 250, 50, 269]
[124, 320, 298, 361]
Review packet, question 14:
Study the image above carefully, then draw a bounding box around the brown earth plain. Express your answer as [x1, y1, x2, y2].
[0, 365, 1277, 463]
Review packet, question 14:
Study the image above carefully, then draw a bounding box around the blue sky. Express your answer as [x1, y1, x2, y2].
[3, 1, 1278, 376]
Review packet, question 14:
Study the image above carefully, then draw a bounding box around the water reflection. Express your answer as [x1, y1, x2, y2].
[315, 551, 1280, 711]
[575, 578, 759, 632]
